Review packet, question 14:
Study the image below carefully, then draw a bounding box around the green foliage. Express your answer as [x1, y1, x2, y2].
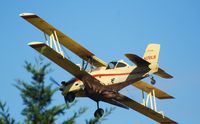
[15, 57, 67, 124]
[0, 101, 16, 124]
[86, 107, 115, 124]
[1, 57, 115, 124]
[62, 107, 87, 124]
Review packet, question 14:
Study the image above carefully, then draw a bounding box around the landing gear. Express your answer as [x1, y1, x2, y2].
[64, 92, 75, 103]
[150, 76, 156, 85]
[94, 102, 104, 118]
[61, 81, 66, 85]
[94, 108, 104, 118]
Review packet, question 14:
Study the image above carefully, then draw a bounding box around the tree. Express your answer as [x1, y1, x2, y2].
[0, 101, 17, 124]
[11, 57, 114, 124]
[15, 57, 87, 124]
[85, 107, 115, 124]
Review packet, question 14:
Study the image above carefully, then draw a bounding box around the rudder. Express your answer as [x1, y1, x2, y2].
[143, 44, 173, 78]
[143, 44, 160, 64]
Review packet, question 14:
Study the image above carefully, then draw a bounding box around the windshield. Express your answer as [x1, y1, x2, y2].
[106, 62, 117, 69]
[116, 62, 127, 68]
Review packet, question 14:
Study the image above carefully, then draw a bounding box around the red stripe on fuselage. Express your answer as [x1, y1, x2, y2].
[92, 73, 130, 77]
[74, 72, 131, 83]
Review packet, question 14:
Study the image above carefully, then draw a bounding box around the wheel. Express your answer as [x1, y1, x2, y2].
[61, 81, 66, 85]
[151, 78, 156, 85]
[65, 92, 75, 103]
[94, 108, 104, 118]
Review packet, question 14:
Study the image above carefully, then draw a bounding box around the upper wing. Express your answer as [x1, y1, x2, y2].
[114, 93, 177, 124]
[20, 13, 107, 67]
[133, 81, 174, 99]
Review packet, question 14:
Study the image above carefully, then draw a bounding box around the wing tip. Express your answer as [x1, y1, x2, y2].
[159, 96, 175, 99]
[155, 68, 174, 79]
[124, 53, 133, 57]
[19, 12, 37, 18]
[168, 75, 173, 79]
[163, 73, 173, 79]
[28, 42, 45, 48]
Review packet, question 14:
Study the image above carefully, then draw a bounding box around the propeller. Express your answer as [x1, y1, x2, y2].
[49, 77, 75, 103]
[50, 77, 68, 103]
[50, 76, 60, 87]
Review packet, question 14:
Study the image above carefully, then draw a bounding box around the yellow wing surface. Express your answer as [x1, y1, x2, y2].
[133, 81, 174, 99]
[20, 13, 107, 67]
[28, 42, 90, 79]
[116, 93, 177, 124]
[24, 14, 176, 123]
[29, 41, 177, 124]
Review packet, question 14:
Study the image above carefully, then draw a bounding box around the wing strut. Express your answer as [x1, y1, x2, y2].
[141, 89, 164, 117]
[114, 93, 177, 124]
[20, 13, 107, 67]
[44, 30, 65, 57]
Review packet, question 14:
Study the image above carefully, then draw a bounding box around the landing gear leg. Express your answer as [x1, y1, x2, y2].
[94, 101, 104, 118]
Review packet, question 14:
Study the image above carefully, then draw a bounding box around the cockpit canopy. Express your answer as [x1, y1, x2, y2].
[106, 60, 129, 69]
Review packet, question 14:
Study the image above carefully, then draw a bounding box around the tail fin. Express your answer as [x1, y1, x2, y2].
[143, 44, 160, 64]
[143, 44, 173, 79]
[125, 44, 173, 79]
[142, 44, 160, 74]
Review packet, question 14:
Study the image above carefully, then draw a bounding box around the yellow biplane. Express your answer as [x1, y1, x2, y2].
[20, 13, 177, 124]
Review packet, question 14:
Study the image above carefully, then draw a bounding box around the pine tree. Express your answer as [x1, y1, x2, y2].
[15, 57, 87, 124]
[86, 107, 115, 124]
[12, 57, 114, 124]
[0, 101, 17, 124]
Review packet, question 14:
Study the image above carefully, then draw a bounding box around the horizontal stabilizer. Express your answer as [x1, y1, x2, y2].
[132, 81, 174, 99]
[125, 54, 150, 67]
[155, 68, 173, 79]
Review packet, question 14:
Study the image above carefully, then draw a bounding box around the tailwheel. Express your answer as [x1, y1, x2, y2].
[64, 92, 75, 103]
[94, 108, 104, 118]
[150, 76, 156, 85]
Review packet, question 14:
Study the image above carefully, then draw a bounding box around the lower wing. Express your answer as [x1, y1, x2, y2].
[132, 80, 174, 99]
[29, 41, 87, 79]
[29, 41, 104, 87]
[113, 93, 177, 124]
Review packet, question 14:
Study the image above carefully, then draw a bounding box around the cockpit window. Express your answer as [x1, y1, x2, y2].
[106, 62, 117, 69]
[116, 62, 127, 68]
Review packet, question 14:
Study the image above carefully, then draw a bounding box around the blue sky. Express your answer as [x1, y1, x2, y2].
[1, 0, 200, 124]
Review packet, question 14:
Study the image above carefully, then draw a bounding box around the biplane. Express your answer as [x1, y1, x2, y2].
[20, 13, 177, 124]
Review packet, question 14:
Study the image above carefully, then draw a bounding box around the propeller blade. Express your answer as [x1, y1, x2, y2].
[64, 96, 68, 104]
[50, 77, 60, 87]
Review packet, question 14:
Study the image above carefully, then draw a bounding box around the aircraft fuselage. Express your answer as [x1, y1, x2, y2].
[61, 64, 138, 97]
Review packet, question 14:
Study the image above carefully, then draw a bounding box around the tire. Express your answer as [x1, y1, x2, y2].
[151, 79, 156, 85]
[65, 92, 75, 103]
[94, 108, 104, 118]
